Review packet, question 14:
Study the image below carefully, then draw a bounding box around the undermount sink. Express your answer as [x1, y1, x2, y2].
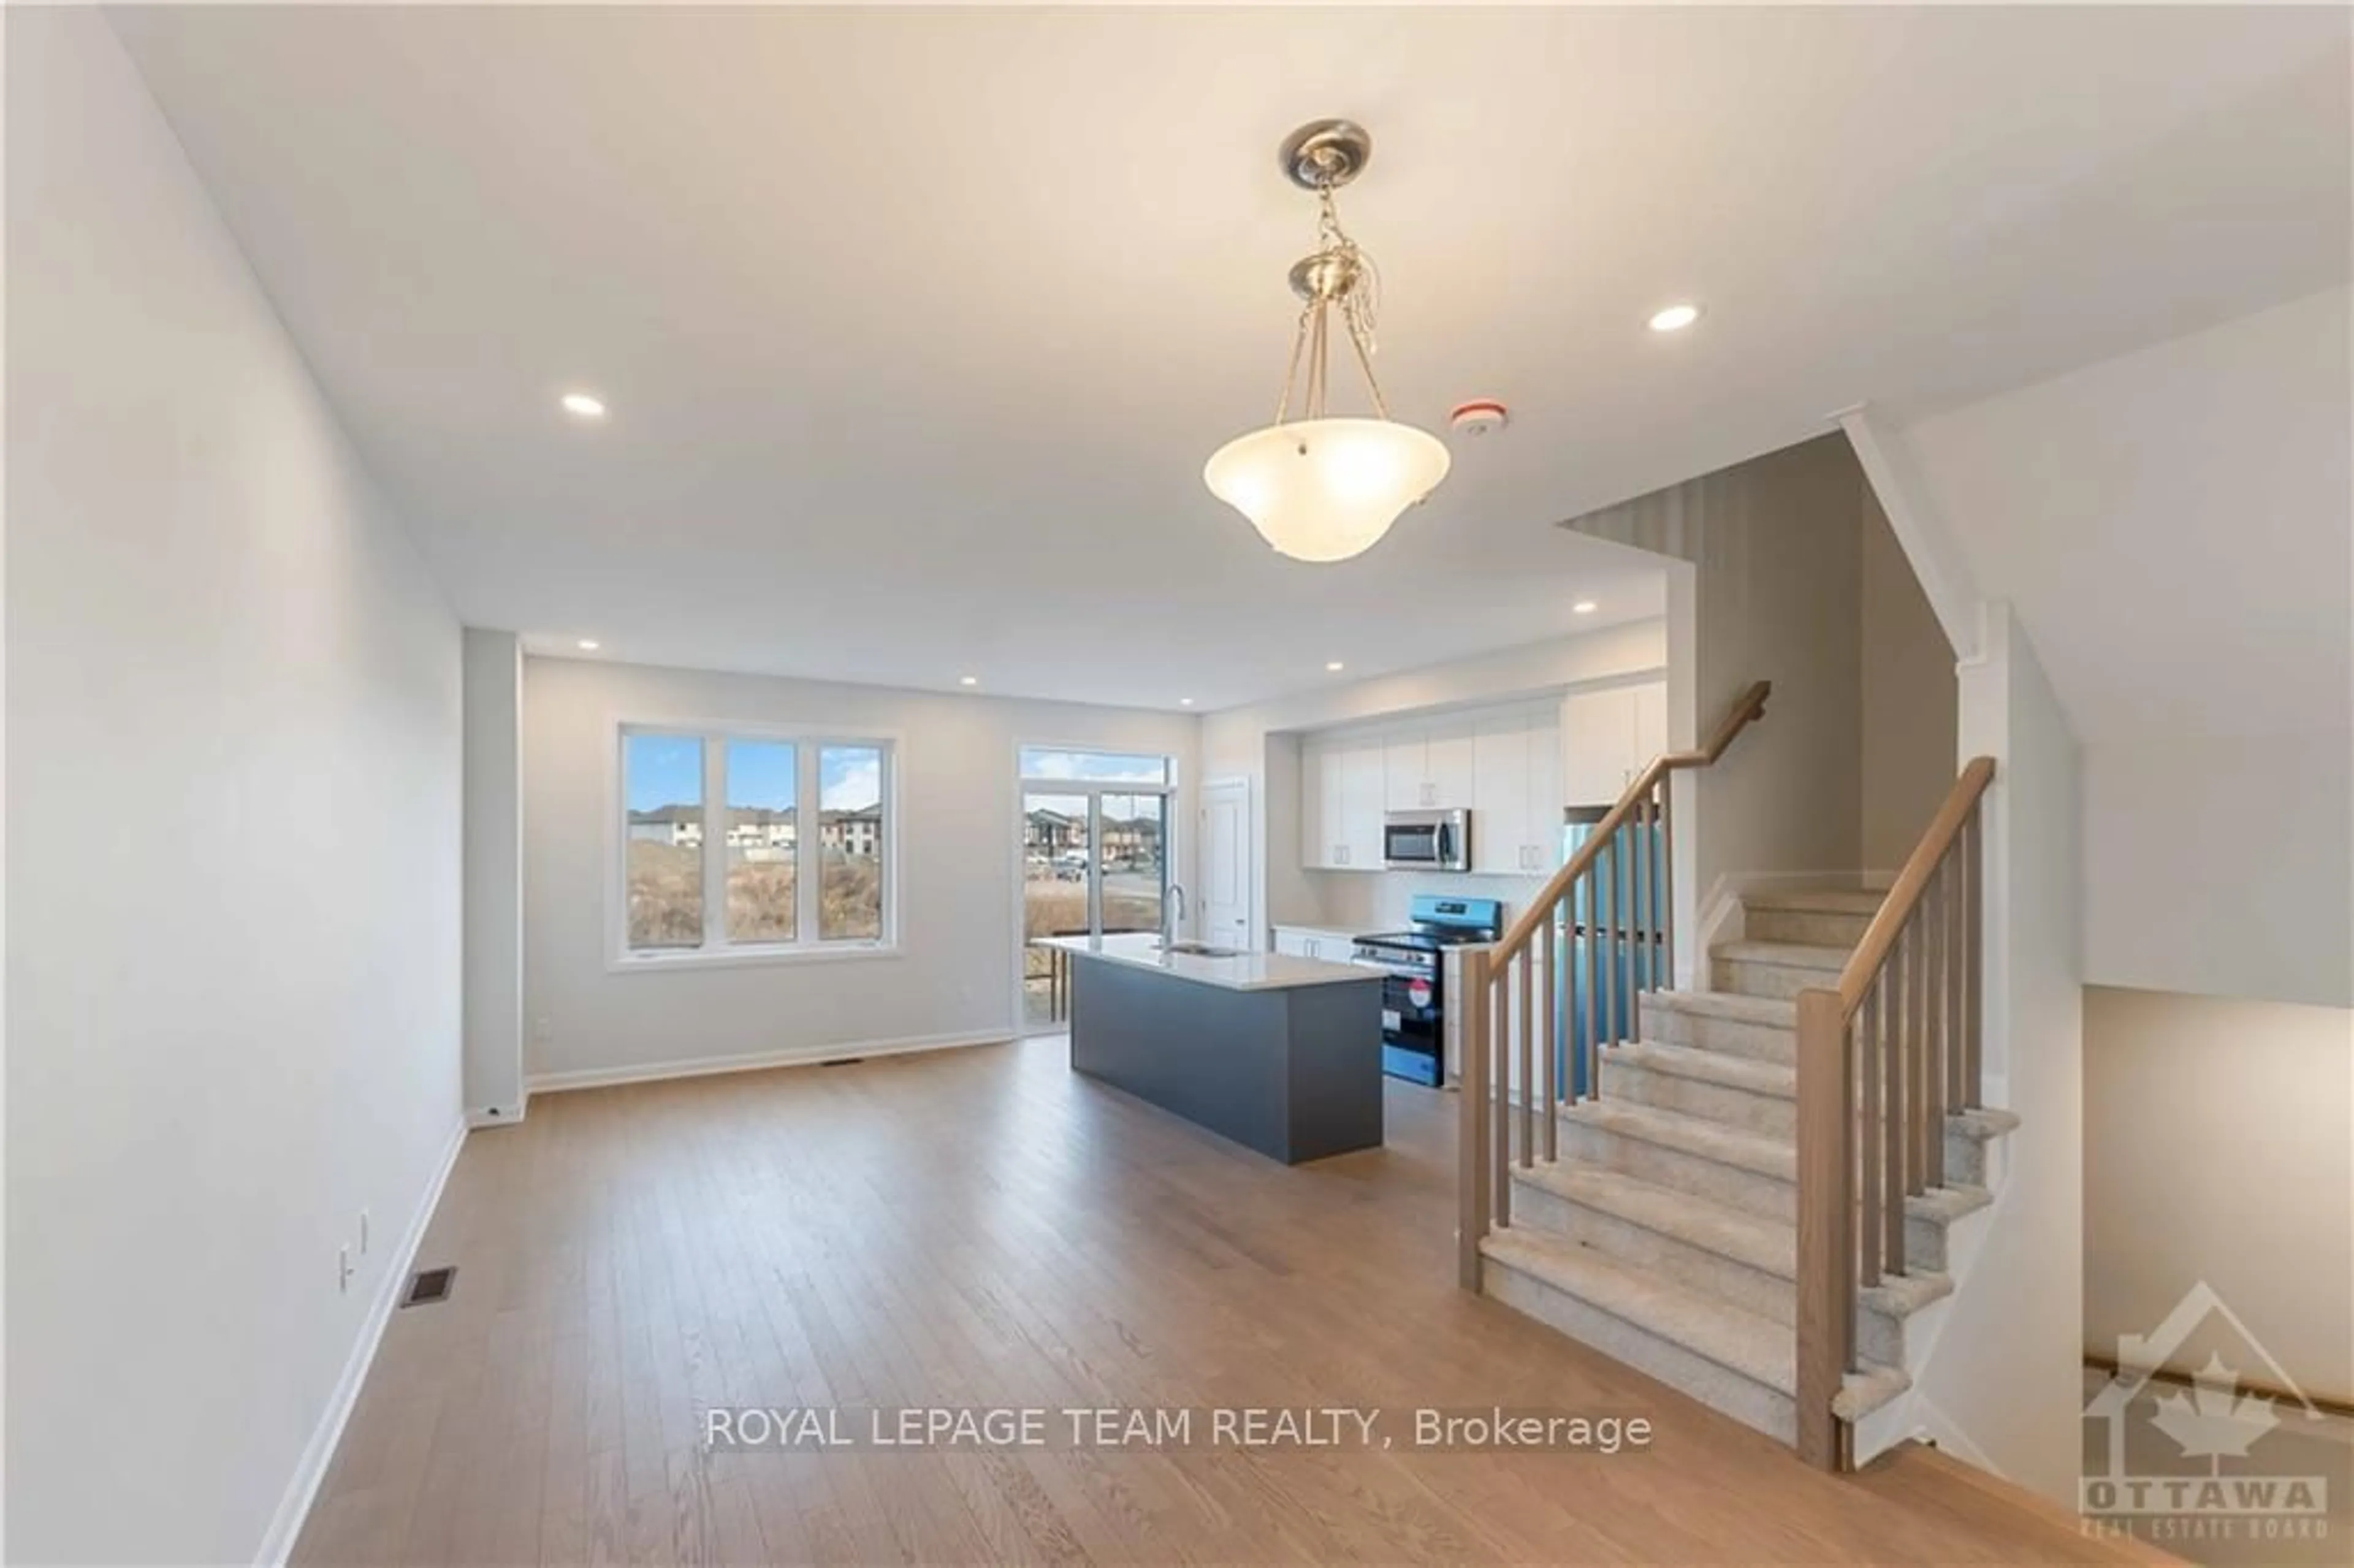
[1154, 940, 1247, 959]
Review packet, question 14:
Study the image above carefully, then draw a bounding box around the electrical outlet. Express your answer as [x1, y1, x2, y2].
[359, 1209, 371, 1255]
[338, 1245, 354, 1294]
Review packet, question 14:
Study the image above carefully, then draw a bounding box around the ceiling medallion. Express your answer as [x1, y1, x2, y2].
[1204, 119, 1450, 564]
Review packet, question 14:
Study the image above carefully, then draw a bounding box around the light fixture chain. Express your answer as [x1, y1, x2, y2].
[1265, 159, 1395, 428]
[1274, 299, 1314, 426]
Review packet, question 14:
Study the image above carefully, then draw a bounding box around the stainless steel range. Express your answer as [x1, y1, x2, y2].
[1351, 895, 1505, 1088]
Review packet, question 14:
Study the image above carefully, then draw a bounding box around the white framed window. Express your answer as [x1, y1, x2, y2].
[617, 724, 896, 967]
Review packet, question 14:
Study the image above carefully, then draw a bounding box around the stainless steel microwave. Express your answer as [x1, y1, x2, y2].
[1383, 809, 1470, 872]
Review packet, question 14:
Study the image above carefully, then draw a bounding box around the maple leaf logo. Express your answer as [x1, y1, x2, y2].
[2150, 1353, 2278, 1467]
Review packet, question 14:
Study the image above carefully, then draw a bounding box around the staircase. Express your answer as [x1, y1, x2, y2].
[1455, 682, 2010, 1470]
[1475, 886, 2018, 1447]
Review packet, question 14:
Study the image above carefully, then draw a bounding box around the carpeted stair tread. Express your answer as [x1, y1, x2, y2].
[1481, 1228, 1792, 1391]
[1480, 1228, 1915, 1420]
[1949, 1105, 2022, 1141]
[1740, 888, 1887, 916]
[1517, 1162, 1794, 1277]
[1647, 989, 1797, 1028]
[1905, 1183, 1994, 1225]
[1563, 1098, 1796, 1180]
[1712, 940, 1851, 972]
[1609, 1039, 1796, 1098]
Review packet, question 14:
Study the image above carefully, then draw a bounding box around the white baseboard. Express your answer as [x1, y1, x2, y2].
[524, 1029, 1010, 1096]
[465, 1100, 526, 1128]
[256, 1117, 467, 1568]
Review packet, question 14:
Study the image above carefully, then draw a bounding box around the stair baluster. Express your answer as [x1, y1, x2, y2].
[1794, 758, 1997, 1470]
[1458, 681, 1772, 1266]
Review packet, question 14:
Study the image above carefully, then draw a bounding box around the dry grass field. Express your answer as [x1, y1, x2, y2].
[627, 842, 882, 946]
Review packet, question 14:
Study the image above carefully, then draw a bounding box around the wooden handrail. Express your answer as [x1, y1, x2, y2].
[1832, 757, 1995, 1014]
[1490, 680, 1771, 962]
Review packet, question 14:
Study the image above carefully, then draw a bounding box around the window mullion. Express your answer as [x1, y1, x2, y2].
[798, 743, 821, 945]
[1087, 793, 1104, 937]
[705, 735, 727, 949]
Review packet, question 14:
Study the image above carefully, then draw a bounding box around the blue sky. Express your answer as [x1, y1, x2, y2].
[1016, 748, 1169, 784]
[626, 735, 882, 812]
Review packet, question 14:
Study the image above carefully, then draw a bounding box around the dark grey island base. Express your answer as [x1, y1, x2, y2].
[1055, 938, 1385, 1164]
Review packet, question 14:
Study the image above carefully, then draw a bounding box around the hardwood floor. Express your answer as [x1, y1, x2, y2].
[296, 1037, 2156, 1565]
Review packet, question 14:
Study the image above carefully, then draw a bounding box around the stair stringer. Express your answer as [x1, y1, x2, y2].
[1848, 1107, 2010, 1465]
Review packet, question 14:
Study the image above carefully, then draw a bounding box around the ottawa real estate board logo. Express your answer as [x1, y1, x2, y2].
[2081, 1282, 2335, 1551]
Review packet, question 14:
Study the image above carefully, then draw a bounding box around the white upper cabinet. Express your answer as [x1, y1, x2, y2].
[1469, 704, 1558, 875]
[1426, 719, 1476, 808]
[1336, 736, 1385, 869]
[1385, 720, 1476, 811]
[1469, 714, 1529, 874]
[1299, 696, 1600, 874]
[1384, 731, 1428, 813]
[1300, 733, 1386, 870]
[1561, 680, 1669, 807]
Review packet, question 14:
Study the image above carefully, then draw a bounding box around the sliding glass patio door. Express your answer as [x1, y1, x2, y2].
[1017, 750, 1173, 1037]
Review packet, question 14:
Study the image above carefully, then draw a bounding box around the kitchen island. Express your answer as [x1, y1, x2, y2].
[1037, 932, 1384, 1163]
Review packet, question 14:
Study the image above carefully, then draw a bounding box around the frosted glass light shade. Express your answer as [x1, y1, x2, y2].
[1204, 417, 1452, 563]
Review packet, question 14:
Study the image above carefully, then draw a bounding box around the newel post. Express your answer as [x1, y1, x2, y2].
[1794, 986, 1853, 1470]
[1458, 946, 1492, 1290]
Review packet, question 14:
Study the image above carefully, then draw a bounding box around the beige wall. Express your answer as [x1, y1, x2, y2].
[1861, 485, 1959, 879]
[1565, 434, 1868, 904]
[2085, 985, 2354, 1404]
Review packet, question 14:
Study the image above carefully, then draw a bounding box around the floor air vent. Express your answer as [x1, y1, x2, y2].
[820, 1057, 866, 1067]
[401, 1265, 456, 1307]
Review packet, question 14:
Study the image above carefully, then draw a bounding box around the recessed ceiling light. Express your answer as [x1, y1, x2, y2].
[1647, 303, 1702, 333]
[576, 638, 601, 650]
[560, 391, 607, 419]
[1572, 601, 1598, 615]
[1179, 698, 1195, 707]
[1326, 661, 1346, 673]
[959, 675, 979, 687]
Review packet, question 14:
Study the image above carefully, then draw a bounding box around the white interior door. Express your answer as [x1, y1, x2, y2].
[1198, 779, 1251, 947]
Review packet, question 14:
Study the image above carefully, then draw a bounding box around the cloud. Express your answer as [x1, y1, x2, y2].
[821, 752, 882, 811]
[1018, 749, 1169, 785]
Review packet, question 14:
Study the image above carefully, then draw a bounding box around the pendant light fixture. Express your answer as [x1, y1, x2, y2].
[1205, 120, 1450, 563]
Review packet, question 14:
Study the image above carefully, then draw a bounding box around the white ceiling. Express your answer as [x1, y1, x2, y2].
[107, 4, 2349, 711]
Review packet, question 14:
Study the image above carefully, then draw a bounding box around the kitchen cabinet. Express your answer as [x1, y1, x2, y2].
[1337, 737, 1385, 869]
[1384, 719, 1475, 811]
[1561, 680, 1669, 807]
[1471, 704, 1561, 875]
[1300, 736, 1384, 870]
[1272, 926, 1358, 963]
[1299, 702, 1568, 876]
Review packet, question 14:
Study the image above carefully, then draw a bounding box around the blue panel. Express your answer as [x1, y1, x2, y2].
[1382, 1043, 1443, 1087]
[1407, 893, 1504, 932]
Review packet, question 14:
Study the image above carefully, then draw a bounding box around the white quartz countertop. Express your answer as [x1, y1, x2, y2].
[1035, 932, 1377, 992]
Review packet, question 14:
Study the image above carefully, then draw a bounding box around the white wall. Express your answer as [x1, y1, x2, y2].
[1202, 621, 1669, 946]
[2084, 985, 2353, 1404]
[6, 12, 465, 1562]
[2083, 734, 2352, 1008]
[463, 629, 526, 1121]
[1910, 604, 2085, 1503]
[1904, 286, 2354, 1008]
[522, 657, 1198, 1084]
[1861, 484, 1958, 880]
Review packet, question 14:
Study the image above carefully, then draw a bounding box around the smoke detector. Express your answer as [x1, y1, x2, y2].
[1450, 399, 1510, 438]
